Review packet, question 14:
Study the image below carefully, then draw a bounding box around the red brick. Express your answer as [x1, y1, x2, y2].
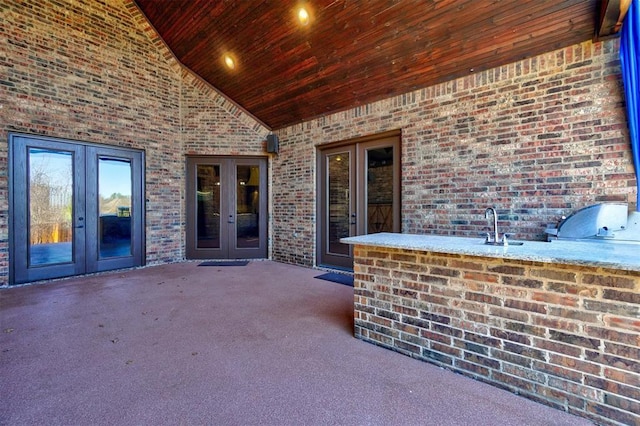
[488, 306, 530, 323]
[548, 377, 602, 401]
[418, 293, 449, 306]
[586, 401, 640, 426]
[492, 371, 537, 394]
[604, 394, 640, 421]
[492, 349, 532, 368]
[488, 264, 526, 276]
[366, 330, 394, 346]
[546, 281, 598, 297]
[605, 316, 640, 333]
[603, 367, 640, 387]
[533, 316, 581, 334]
[549, 330, 600, 350]
[547, 306, 600, 323]
[429, 266, 460, 277]
[455, 359, 491, 378]
[452, 318, 489, 334]
[534, 338, 582, 357]
[530, 268, 577, 283]
[603, 289, 640, 305]
[463, 271, 499, 284]
[585, 349, 640, 373]
[534, 384, 587, 411]
[454, 300, 485, 314]
[502, 363, 546, 383]
[374, 260, 400, 269]
[392, 304, 419, 317]
[584, 300, 639, 317]
[531, 291, 579, 307]
[418, 274, 448, 286]
[585, 326, 640, 347]
[465, 291, 501, 306]
[586, 376, 640, 401]
[502, 276, 543, 288]
[534, 359, 585, 382]
[366, 250, 391, 259]
[504, 299, 547, 314]
[393, 322, 420, 340]
[449, 259, 484, 271]
[582, 274, 637, 289]
[431, 341, 462, 357]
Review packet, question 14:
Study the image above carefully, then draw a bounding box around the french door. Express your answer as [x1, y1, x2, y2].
[186, 157, 267, 259]
[9, 134, 145, 284]
[318, 132, 401, 269]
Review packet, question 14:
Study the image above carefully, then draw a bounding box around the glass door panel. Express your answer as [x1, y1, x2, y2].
[235, 165, 260, 249]
[327, 152, 351, 256]
[11, 136, 86, 284]
[98, 157, 132, 258]
[196, 164, 221, 249]
[28, 148, 74, 266]
[366, 147, 395, 234]
[319, 146, 355, 269]
[86, 146, 144, 273]
[228, 158, 267, 258]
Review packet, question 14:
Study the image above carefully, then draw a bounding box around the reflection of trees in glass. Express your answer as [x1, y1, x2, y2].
[99, 192, 131, 216]
[98, 158, 132, 217]
[29, 151, 73, 244]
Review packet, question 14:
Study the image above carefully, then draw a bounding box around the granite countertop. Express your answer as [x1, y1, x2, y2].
[341, 233, 640, 272]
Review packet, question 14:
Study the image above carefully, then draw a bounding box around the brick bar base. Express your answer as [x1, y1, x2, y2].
[353, 245, 640, 426]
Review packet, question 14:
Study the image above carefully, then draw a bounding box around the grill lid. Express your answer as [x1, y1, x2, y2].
[545, 202, 640, 243]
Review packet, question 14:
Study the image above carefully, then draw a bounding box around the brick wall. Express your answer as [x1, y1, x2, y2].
[2, 2, 636, 280]
[353, 245, 640, 425]
[0, 0, 267, 284]
[181, 70, 268, 156]
[271, 131, 317, 266]
[273, 39, 635, 267]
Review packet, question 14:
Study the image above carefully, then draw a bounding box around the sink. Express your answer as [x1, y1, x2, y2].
[484, 241, 524, 246]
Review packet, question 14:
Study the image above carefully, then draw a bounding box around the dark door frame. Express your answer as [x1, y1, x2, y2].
[316, 130, 401, 270]
[86, 145, 145, 273]
[9, 133, 145, 284]
[185, 156, 268, 260]
[317, 144, 356, 269]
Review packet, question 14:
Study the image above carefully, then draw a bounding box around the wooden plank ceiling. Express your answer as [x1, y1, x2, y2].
[134, 0, 602, 130]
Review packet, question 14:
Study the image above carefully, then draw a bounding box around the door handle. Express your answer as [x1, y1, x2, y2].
[350, 213, 356, 225]
[76, 217, 84, 228]
[228, 215, 235, 224]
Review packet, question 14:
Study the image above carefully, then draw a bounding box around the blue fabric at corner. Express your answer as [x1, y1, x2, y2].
[620, 0, 640, 210]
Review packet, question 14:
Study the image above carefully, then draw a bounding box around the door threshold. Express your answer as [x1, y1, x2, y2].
[316, 264, 354, 274]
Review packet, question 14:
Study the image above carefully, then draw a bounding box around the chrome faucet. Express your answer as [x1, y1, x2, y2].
[485, 207, 499, 244]
[483, 207, 523, 246]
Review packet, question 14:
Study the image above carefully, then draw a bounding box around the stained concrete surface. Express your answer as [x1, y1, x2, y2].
[1, 261, 593, 425]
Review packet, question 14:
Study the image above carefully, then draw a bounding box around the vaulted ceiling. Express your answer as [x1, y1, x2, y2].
[134, 1, 613, 130]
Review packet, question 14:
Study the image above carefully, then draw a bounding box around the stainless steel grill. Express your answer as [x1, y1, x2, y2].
[545, 203, 640, 244]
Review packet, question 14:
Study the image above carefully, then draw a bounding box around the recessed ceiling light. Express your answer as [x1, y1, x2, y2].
[298, 7, 310, 26]
[223, 54, 236, 70]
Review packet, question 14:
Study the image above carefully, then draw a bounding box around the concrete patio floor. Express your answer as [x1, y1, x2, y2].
[1, 261, 593, 425]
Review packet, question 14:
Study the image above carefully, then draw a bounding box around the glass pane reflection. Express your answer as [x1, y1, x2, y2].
[328, 153, 350, 255]
[28, 148, 73, 266]
[366, 147, 394, 234]
[236, 165, 260, 248]
[99, 157, 132, 258]
[196, 165, 221, 249]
